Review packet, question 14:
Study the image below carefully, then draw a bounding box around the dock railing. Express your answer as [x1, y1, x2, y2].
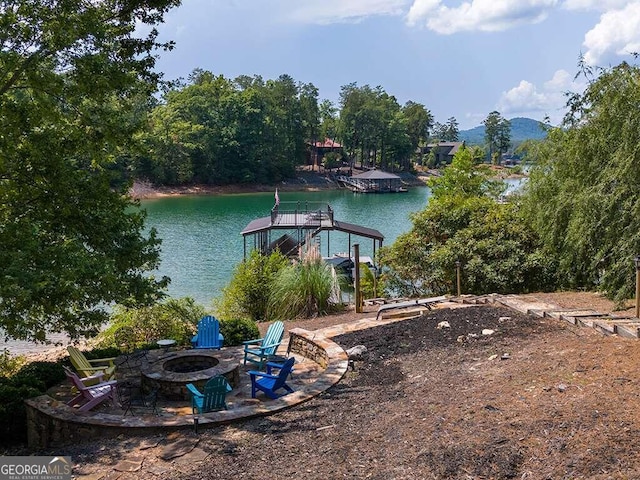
[270, 202, 334, 228]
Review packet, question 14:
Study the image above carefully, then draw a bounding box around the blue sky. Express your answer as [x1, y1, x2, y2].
[153, 0, 640, 129]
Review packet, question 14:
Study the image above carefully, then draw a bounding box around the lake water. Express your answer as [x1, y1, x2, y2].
[143, 177, 526, 306]
[142, 187, 432, 306]
[3, 177, 525, 355]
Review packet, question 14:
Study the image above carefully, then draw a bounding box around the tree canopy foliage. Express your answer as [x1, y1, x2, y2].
[137, 71, 320, 185]
[522, 62, 640, 303]
[380, 147, 555, 297]
[432, 117, 460, 142]
[0, 0, 179, 341]
[483, 111, 511, 163]
[338, 83, 423, 171]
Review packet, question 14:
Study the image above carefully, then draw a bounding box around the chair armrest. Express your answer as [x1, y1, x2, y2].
[265, 361, 286, 369]
[90, 380, 118, 390]
[186, 383, 203, 398]
[87, 357, 117, 366]
[256, 342, 280, 352]
[79, 366, 112, 372]
[242, 338, 264, 346]
[80, 372, 106, 384]
[248, 370, 278, 380]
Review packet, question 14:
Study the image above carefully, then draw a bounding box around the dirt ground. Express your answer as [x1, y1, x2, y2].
[15, 292, 640, 479]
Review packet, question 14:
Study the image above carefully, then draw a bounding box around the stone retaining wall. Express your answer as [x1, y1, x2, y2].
[288, 328, 329, 368]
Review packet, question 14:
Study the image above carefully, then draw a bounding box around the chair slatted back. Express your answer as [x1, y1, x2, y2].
[202, 375, 230, 412]
[68, 346, 93, 373]
[272, 357, 295, 391]
[195, 315, 221, 348]
[63, 366, 87, 392]
[262, 321, 285, 356]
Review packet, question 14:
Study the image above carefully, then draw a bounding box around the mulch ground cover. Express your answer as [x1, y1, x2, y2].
[21, 305, 640, 479]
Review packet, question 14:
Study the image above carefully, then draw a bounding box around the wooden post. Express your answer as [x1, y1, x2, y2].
[456, 260, 461, 297]
[635, 257, 640, 318]
[354, 243, 362, 313]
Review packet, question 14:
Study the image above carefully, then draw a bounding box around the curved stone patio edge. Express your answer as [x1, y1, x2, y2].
[25, 328, 349, 448]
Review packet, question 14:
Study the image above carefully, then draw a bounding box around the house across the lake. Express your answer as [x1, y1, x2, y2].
[422, 141, 464, 165]
[307, 138, 343, 169]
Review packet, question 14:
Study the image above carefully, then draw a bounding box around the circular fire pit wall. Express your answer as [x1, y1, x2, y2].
[164, 356, 218, 374]
[141, 351, 240, 400]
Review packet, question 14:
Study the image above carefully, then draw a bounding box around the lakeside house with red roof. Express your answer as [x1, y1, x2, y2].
[307, 138, 343, 169]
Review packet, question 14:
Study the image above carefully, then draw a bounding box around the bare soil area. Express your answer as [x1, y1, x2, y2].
[24, 292, 640, 479]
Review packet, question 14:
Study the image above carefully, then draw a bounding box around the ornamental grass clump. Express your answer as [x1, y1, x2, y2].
[268, 242, 340, 319]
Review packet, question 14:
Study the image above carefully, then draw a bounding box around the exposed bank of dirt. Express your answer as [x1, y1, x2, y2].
[130, 168, 428, 200]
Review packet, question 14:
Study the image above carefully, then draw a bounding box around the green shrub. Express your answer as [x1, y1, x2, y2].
[84, 347, 122, 360]
[220, 318, 260, 346]
[97, 297, 205, 349]
[0, 349, 26, 378]
[0, 359, 65, 446]
[215, 250, 289, 322]
[11, 361, 65, 390]
[0, 383, 41, 444]
[359, 263, 384, 299]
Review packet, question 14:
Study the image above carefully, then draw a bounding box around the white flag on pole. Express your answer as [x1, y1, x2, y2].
[275, 188, 280, 206]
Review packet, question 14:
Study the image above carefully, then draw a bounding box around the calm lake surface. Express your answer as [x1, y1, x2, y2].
[142, 187, 432, 306]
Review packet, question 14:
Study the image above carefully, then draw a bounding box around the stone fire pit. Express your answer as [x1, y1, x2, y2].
[140, 349, 241, 400]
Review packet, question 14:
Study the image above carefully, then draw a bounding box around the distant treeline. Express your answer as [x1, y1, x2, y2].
[126, 70, 437, 186]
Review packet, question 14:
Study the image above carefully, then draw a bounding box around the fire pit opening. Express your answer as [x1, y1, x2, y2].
[140, 350, 240, 400]
[164, 355, 219, 373]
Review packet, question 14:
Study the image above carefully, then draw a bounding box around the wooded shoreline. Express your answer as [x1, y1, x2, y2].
[129, 166, 522, 200]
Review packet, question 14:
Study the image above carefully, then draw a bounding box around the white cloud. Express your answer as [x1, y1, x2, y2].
[497, 69, 586, 124]
[406, 0, 558, 34]
[582, 2, 640, 65]
[562, 0, 630, 12]
[286, 0, 410, 25]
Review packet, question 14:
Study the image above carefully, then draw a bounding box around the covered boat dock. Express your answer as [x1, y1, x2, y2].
[241, 202, 384, 260]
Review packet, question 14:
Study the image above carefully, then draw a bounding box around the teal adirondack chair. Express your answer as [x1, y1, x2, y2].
[191, 315, 224, 349]
[243, 320, 285, 369]
[186, 375, 232, 414]
[249, 357, 295, 399]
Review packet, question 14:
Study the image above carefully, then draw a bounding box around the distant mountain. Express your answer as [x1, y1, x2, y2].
[458, 117, 547, 147]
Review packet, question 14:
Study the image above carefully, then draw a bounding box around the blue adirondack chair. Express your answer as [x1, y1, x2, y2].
[191, 315, 224, 349]
[243, 320, 285, 369]
[186, 375, 232, 414]
[249, 357, 295, 399]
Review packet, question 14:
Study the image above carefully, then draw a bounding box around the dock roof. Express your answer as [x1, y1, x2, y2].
[241, 216, 383, 242]
[350, 170, 400, 180]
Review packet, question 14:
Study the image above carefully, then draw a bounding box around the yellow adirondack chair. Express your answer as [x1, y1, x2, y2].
[67, 346, 117, 380]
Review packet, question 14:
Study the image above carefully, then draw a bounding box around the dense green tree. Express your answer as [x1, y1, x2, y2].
[0, 0, 179, 341]
[402, 101, 434, 150]
[338, 83, 414, 171]
[483, 111, 511, 163]
[140, 72, 319, 185]
[380, 147, 554, 296]
[431, 117, 459, 142]
[522, 62, 640, 303]
[319, 99, 339, 143]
